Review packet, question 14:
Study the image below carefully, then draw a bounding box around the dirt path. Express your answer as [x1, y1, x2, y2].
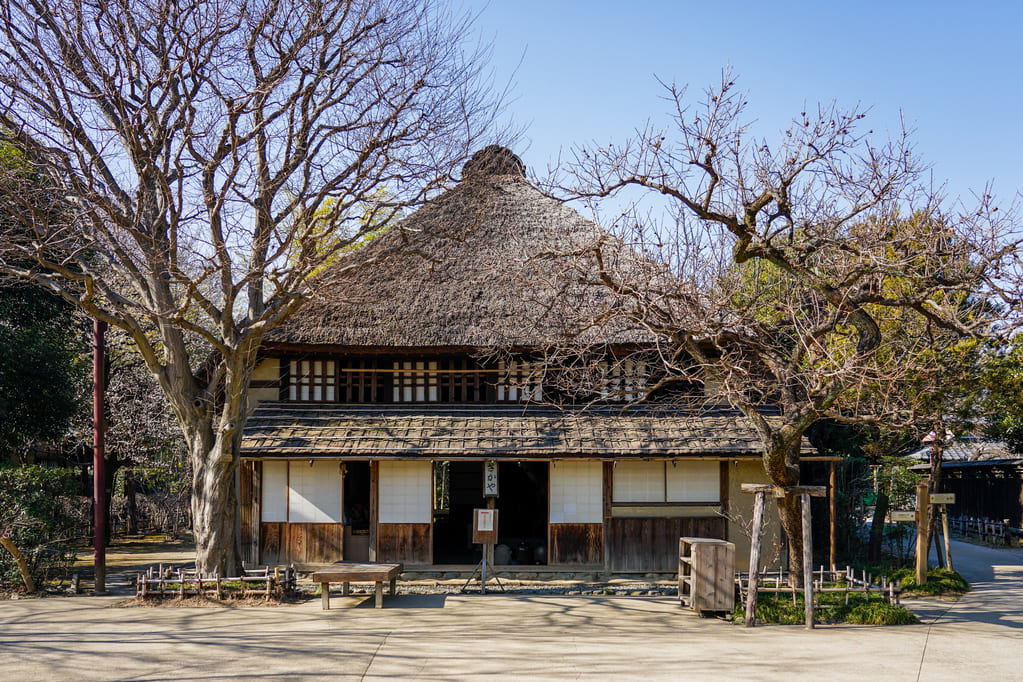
[73, 535, 196, 595]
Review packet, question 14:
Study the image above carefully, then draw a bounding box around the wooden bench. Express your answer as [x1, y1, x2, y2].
[312, 562, 403, 610]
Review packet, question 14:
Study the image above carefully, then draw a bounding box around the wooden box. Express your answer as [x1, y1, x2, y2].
[679, 537, 735, 614]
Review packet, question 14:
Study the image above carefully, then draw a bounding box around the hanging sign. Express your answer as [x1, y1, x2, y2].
[890, 511, 917, 522]
[930, 493, 956, 505]
[472, 508, 499, 545]
[483, 460, 499, 497]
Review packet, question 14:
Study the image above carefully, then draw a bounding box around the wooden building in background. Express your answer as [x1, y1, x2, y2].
[238, 147, 817, 572]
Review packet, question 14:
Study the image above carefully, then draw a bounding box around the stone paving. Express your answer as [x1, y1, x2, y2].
[1, 538, 1020, 680]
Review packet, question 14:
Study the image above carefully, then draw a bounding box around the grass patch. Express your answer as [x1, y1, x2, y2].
[845, 601, 919, 625]
[734, 591, 919, 626]
[884, 568, 969, 596]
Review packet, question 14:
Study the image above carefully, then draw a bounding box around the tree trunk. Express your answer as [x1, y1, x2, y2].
[927, 424, 946, 568]
[125, 469, 139, 535]
[776, 494, 804, 584]
[0, 536, 36, 592]
[764, 440, 804, 583]
[868, 491, 890, 562]
[103, 454, 119, 543]
[189, 431, 239, 576]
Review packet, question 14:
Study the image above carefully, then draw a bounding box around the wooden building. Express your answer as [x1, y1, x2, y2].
[909, 438, 1023, 528]
[239, 147, 816, 572]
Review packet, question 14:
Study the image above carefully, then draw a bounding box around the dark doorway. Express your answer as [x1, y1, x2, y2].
[496, 462, 548, 565]
[431, 461, 550, 565]
[432, 461, 484, 564]
[343, 461, 370, 561]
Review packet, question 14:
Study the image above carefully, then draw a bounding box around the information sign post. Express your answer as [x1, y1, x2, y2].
[461, 508, 504, 593]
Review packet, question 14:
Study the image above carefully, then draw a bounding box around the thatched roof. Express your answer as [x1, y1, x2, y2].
[267, 146, 644, 349]
[240, 402, 818, 460]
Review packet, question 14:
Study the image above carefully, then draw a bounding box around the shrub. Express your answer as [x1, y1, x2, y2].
[0, 464, 85, 590]
[886, 567, 970, 595]
[734, 590, 919, 626]
[844, 601, 919, 625]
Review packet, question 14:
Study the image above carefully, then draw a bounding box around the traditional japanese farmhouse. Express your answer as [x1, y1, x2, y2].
[239, 146, 816, 573]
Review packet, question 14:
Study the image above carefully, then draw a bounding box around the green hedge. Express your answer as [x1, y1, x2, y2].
[0, 465, 85, 589]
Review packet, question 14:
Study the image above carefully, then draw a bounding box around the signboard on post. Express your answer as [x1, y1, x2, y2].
[472, 508, 499, 545]
[483, 460, 499, 497]
[930, 493, 955, 505]
[890, 511, 917, 522]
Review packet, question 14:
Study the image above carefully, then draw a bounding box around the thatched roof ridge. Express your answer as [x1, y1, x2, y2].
[268, 148, 647, 348]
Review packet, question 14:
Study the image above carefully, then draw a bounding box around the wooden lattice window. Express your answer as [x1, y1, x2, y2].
[496, 359, 543, 402]
[289, 359, 336, 401]
[440, 357, 485, 402]
[393, 360, 439, 402]
[338, 359, 384, 402]
[599, 359, 649, 402]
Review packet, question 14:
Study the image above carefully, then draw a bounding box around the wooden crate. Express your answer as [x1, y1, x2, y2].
[679, 537, 735, 614]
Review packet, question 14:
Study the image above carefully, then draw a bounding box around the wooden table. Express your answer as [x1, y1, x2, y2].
[312, 562, 403, 610]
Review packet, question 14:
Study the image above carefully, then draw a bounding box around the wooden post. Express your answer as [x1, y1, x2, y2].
[745, 490, 766, 627]
[741, 483, 826, 629]
[92, 319, 108, 595]
[828, 463, 837, 572]
[801, 492, 814, 630]
[368, 461, 379, 562]
[915, 482, 930, 586]
[941, 507, 954, 571]
[602, 462, 613, 573]
[486, 496, 496, 568]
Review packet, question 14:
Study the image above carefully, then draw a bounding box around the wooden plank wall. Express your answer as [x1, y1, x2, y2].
[240, 462, 253, 564]
[260, 522, 286, 566]
[250, 462, 261, 564]
[239, 462, 262, 565]
[550, 523, 603, 565]
[288, 523, 344, 564]
[259, 522, 345, 565]
[944, 473, 1023, 527]
[377, 523, 431, 564]
[608, 517, 727, 572]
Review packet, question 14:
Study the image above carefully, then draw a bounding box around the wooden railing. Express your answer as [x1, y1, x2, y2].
[136, 564, 296, 600]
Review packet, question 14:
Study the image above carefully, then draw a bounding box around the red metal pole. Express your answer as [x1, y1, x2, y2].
[93, 319, 107, 594]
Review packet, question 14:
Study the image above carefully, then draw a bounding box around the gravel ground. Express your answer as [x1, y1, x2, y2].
[297, 576, 680, 598]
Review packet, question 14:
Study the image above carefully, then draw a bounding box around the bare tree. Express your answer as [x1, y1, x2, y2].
[553, 74, 1021, 578]
[0, 0, 508, 573]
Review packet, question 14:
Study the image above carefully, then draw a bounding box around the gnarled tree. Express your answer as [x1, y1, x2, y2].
[555, 75, 1021, 577]
[0, 0, 507, 573]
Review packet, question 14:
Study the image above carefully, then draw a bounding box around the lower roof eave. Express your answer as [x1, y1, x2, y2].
[239, 450, 788, 462]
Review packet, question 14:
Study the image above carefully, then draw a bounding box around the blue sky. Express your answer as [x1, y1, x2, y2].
[466, 0, 1023, 205]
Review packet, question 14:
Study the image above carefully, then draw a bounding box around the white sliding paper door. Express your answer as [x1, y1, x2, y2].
[379, 461, 432, 523]
[549, 461, 602, 524]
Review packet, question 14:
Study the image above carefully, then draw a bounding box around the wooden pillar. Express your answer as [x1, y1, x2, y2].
[93, 319, 107, 594]
[744, 488, 767, 627]
[915, 481, 930, 585]
[602, 462, 613, 573]
[829, 462, 837, 571]
[801, 492, 814, 630]
[369, 461, 379, 562]
[485, 495, 496, 566]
